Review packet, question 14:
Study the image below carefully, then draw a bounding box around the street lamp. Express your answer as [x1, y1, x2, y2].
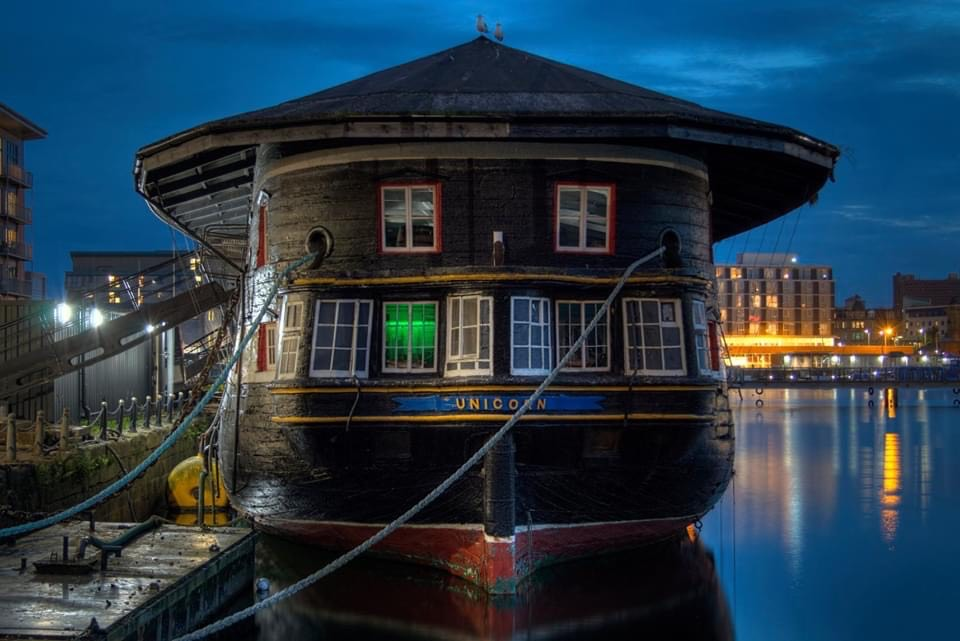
[883, 327, 892, 353]
[865, 328, 871, 345]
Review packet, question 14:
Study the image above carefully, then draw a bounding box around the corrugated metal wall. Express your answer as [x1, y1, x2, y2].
[0, 300, 55, 419]
[54, 339, 155, 420]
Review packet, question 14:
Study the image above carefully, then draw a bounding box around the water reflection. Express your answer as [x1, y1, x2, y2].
[247, 533, 733, 640]
[701, 387, 960, 641]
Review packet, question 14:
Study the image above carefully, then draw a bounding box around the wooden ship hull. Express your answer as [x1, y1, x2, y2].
[223, 375, 732, 592]
[133, 37, 837, 592]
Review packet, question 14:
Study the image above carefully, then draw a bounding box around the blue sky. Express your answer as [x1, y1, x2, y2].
[2, 1, 958, 305]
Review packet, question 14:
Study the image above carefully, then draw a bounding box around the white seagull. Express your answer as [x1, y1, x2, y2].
[494, 23, 503, 41]
[476, 14, 489, 34]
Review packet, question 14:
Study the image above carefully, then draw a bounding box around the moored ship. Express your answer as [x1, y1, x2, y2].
[134, 36, 838, 592]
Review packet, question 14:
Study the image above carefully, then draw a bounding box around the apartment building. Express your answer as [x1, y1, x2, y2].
[0, 103, 45, 299]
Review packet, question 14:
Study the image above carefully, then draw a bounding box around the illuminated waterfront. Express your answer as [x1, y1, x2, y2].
[701, 387, 959, 640]
[233, 387, 958, 640]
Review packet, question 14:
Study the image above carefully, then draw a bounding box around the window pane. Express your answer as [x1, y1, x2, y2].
[514, 323, 529, 345]
[643, 326, 661, 347]
[334, 325, 353, 348]
[332, 349, 351, 371]
[664, 348, 683, 371]
[514, 301, 529, 322]
[645, 349, 663, 370]
[662, 326, 681, 346]
[313, 348, 332, 371]
[514, 348, 528, 369]
[316, 325, 334, 348]
[641, 301, 659, 322]
[463, 298, 478, 326]
[317, 302, 336, 324]
[661, 302, 676, 323]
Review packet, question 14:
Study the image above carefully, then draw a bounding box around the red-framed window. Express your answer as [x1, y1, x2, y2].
[378, 183, 442, 254]
[256, 203, 268, 267]
[553, 182, 616, 254]
[256, 322, 276, 372]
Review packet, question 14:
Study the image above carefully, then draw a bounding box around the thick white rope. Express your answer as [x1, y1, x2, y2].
[174, 246, 666, 641]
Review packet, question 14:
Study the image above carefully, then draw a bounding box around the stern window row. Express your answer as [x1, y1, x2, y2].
[288, 296, 710, 378]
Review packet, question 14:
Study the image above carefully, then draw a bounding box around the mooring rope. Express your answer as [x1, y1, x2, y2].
[173, 246, 666, 641]
[0, 254, 317, 541]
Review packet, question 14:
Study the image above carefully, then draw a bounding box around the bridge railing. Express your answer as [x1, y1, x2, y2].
[728, 366, 960, 386]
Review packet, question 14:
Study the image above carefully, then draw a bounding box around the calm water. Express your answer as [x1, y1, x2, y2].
[236, 387, 960, 640]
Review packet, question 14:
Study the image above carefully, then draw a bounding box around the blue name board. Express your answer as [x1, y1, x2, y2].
[392, 394, 604, 413]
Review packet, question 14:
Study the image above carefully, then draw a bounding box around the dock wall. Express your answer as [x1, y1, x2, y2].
[1, 426, 197, 523]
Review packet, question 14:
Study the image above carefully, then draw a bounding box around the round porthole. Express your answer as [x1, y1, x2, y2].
[305, 226, 334, 268]
[660, 229, 682, 267]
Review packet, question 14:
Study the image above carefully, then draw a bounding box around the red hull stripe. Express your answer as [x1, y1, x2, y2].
[253, 517, 695, 592]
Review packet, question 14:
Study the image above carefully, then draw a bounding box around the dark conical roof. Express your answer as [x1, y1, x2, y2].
[135, 37, 838, 256]
[202, 37, 804, 138]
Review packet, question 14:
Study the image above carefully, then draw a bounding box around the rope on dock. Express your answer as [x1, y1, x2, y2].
[0, 254, 317, 541]
[172, 246, 667, 641]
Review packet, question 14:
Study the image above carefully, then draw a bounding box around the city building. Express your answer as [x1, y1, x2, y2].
[65, 250, 182, 308]
[892, 272, 960, 313]
[902, 304, 959, 350]
[0, 103, 46, 299]
[716, 252, 835, 367]
[833, 294, 898, 347]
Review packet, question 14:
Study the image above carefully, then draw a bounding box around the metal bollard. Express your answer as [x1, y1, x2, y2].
[129, 397, 138, 433]
[5, 415, 15, 462]
[33, 409, 45, 453]
[117, 399, 125, 434]
[155, 395, 163, 426]
[59, 408, 70, 454]
[99, 401, 108, 441]
[144, 396, 152, 429]
[165, 394, 174, 423]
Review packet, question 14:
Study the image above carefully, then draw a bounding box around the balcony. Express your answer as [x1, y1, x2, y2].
[0, 161, 33, 188]
[0, 277, 32, 297]
[0, 241, 32, 260]
[0, 200, 31, 224]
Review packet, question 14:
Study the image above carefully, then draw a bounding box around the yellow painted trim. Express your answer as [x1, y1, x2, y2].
[271, 413, 713, 424]
[292, 273, 707, 287]
[270, 384, 716, 395]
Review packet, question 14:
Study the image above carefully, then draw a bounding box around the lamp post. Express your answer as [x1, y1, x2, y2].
[865, 328, 870, 345]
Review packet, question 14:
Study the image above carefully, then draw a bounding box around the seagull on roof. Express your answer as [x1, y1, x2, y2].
[494, 23, 503, 41]
[476, 14, 489, 34]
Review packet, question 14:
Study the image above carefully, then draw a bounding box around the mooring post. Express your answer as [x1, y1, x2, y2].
[33, 409, 45, 453]
[99, 401, 108, 441]
[144, 396, 152, 429]
[5, 414, 15, 462]
[130, 397, 138, 433]
[117, 399, 125, 434]
[156, 394, 164, 426]
[59, 408, 70, 454]
[165, 393, 173, 423]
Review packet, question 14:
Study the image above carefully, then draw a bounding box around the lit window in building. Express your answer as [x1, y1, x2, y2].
[311, 299, 373, 377]
[511, 297, 552, 375]
[623, 298, 685, 375]
[557, 300, 609, 371]
[446, 295, 493, 375]
[383, 302, 437, 372]
[380, 184, 440, 252]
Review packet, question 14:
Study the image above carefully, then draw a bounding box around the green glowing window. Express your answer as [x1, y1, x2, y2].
[383, 302, 437, 373]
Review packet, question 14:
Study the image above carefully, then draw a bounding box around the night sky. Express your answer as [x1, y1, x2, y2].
[2, 1, 958, 306]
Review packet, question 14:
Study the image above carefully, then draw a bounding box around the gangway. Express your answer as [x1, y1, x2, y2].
[0, 283, 231, 397]
[0, 250, 238, 400]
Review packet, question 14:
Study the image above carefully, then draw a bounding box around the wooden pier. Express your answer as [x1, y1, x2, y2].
[0, 520, 254, 640]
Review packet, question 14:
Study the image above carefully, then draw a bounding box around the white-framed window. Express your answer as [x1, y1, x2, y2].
[623, 298, 685, 375]
[266, 323, 278, 369]
[383, 301, 438, 373]
[446, 295, 493, 376]
[380, 184, 441, 253]
[554, 183, 615, 254]
[283, 300, 304, 330]
[556, 301, 610, 371]
[310, 299, 373, 377]
[511, 297, 552, 375]
[278, 336, 299, 377]
[692, 300, 710, 373]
